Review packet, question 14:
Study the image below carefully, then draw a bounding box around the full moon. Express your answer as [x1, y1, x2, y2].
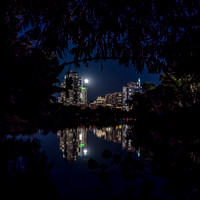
[84, 79, 89, 83]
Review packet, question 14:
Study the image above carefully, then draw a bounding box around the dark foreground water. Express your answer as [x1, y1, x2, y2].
[15, 124, 175, 200]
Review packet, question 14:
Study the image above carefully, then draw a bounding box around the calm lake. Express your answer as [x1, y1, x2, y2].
[15, 123, 174, 200]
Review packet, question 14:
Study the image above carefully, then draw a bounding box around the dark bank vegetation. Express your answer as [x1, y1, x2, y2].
[41, 104, 134, 131]
[0, 137, 60, 200]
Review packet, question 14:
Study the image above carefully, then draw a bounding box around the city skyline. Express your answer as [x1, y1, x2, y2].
[59, 69, 143, 111]
[58, 60, 161, 102]
[59, 70, 88, 106]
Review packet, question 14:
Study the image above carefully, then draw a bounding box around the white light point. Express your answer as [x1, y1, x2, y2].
[84, 79, 89, 84]
[83, 149, 88, 155]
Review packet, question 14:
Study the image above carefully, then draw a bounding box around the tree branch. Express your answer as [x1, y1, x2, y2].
[60, 56, 121, 67]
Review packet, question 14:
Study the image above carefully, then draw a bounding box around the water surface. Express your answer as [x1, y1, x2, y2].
[21, 124, 173, 200]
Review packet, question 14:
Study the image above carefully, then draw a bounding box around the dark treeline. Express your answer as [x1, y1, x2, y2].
[41, 104, 134, 131]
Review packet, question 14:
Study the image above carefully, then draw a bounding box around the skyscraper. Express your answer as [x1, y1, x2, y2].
[65, 70, 81, 105]
[59, 71, 88, 106]
[79, 77, 88, 106]
[122, 78, 142, 110]
[58, 81, 67, 104]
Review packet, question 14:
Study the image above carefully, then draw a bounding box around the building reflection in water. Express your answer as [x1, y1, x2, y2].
[57, 126, 88, 161]
[91, 124, 134, 151]
[91, 124, 140, 156]
[57, 124, 140, 161]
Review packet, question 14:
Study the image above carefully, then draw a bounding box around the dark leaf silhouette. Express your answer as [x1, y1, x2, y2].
[112, 154, 122, 165]
[88, 158, 98, 170]
[102, 150, 112, 159]
[100, 163, 108, 170]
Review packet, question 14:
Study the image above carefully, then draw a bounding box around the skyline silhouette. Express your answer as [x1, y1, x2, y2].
[58, 60, 160, 102]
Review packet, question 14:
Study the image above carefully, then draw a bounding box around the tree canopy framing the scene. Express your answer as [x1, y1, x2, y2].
[1, 0, 199, 73]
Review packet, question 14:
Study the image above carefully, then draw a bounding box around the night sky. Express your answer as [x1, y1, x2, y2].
[58, 60, 161, 102]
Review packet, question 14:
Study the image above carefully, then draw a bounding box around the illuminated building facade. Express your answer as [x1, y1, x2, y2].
[66, 71, 81, 105]
[59, 70, 88, 106]
[112, 92, 122, 108]
[80, 82, 88, 106]
[96, 96, 106, 107]
[122, 78, 142, 110]
[58, 81, 66, 104]
[104, 92, 122, 108]
[105, 93, 112, 107]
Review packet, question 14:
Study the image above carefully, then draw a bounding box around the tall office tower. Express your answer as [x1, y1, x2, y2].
[58, 81, 66, 104]
[122, 78, 142, 110]
[65, 70, 81, 105]
[79, 78, 88, 106]
[122, 86, 128, 110]
[80, 80, 88, 106]
[82, 87, 88, 105]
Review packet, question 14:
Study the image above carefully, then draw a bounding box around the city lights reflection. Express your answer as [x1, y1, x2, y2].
[57, 124, 137, 162]
[57, 126, 88, 161]
[83, 149, 87, 155]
